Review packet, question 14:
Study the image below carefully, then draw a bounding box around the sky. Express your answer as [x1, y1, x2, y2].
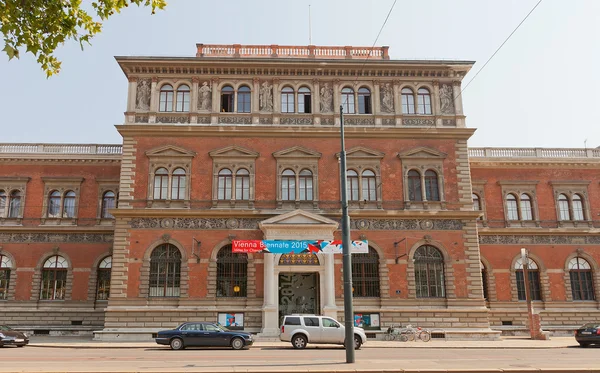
[1, 0, 599, 148]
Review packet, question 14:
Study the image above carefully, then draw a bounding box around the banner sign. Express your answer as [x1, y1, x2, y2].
[232, 240, 368, 254]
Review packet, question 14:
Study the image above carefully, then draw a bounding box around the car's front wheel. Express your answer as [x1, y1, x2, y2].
[579, 342, 590, 348]
[231, 337, 244, 350]
[353, 335, 362, 350]
[170, 338, 184, 350]
[292, 334, 307, 349]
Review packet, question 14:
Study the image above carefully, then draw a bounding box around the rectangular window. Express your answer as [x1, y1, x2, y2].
[402, 95, 415, 114]
[63, 198, 75, 218]
[159, 92, 173, 112]
[506, 200, 519, 220]
[558, 200, 570, 220]
[176, 91, 190, 112]
[221, 94, 234, 112]
[516, 270, 542, 301]
[520, 201, 533, 220]
[299, 178, 313, 201]
[417, 94, 432, 115]
[298, 93, 311, 113]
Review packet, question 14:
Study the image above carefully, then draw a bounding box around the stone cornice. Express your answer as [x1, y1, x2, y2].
[0, 156, 121, 165]
[478, 227, 600, 235]
[0, 225, 115, 233]
[115, 125, 476, 140]
[470, 160, 600, 168]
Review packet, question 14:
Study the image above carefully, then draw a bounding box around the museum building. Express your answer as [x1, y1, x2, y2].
[0, 44, 599, 340]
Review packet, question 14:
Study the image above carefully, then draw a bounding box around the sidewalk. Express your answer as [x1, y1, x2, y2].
[28, 335, 578, 349]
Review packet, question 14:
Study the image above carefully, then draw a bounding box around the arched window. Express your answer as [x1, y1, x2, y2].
[362, 170, 376, 201]
[558, 193, 570, 221]
[473, 193, 481, 212]
[298, 87, 312, 113]
[281, 169, 296, 201]
[40, 255, 68, 300]
[149, 244, 181, 297]
[171, 168, 186, 200]
[217, 169, 233, 200]
[424, 170, 439, 201]
[62, 191, 76, 218]
[281, 87, 295, 113]
[237, 86, 251, 113]
[298, 169, 313, 201]
[216, 245, 247, 297]
[235, 169, 250, 200]
[572, 194, 585, 221]
[407, 170, 422, 201]
[401, 88, 415, 114]
[175, 84, 190, 112]
[352, 247, 380, 297]
[153, 168, 169, 200]
[481, 261, 489, 301]
[101, 191, 115, 219]
[417, 88, 432, 115]
[48, 191, 61, 218]
[0, 254, 12, 300]
[414, 245, 445, 298]
[347, 170, 359, 201]
[506, 193, 519, 220]
[358, 87, 372, 114]
[8, 190, 21, 218]
[221, 85, 234, 112]
[515, 257, 541, 301]
[159, 84, 174, 112]
[0, 190, 5, 217]
[520, 193, 533, 220]
[341, 87, 355, 114]
[569, 257, 595, 301]
[96, 256, 112, 301]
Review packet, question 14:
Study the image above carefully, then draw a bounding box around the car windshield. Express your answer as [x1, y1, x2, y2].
[0, 325, 12, 331]
[582, 323, 600, 328]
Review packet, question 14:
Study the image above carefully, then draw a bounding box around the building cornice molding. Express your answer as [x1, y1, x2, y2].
[478, 227, 600, 235]
[470, 160, 600, 168]
[0, 156, 121, 164]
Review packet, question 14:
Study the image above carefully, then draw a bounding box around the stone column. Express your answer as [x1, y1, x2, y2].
[191, 77, 199, 113]
[453, 80, 463, 115]
[322, 253, 337, 318]
[433, 80, 442, 127]
[272, 78, 280, 113]
[333, 80, 340, 113]
[312, 79, 320, 115]
[150, 77, 159, 112]
[127, 78, 137, 112]
[373, 80, 381, 115]
[211, 77, 219, 124]
[421, 175, 428, 202]
[260, 253, 279, 336]
[252, 78, 260, 113]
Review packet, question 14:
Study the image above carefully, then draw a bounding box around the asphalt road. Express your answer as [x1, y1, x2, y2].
[0, 344, 599, 372]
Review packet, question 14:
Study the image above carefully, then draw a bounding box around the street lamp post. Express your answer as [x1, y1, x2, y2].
[520, 248, 535, 340]
[339, 105, 355, 363]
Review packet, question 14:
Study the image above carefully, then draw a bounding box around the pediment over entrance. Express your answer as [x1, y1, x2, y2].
[259, 210, 338, 240]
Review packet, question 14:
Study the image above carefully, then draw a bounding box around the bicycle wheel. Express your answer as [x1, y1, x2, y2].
[419, 331, 431, 342]
[384, 334, 394, 341]
[399, 334, 409, 342]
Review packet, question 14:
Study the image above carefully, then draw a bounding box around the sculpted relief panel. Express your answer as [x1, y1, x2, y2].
[439, 84, 455, 115]
[198, 81, 212, 111]
[319, 83, 333, 113]
[380, 83, 394, 113]
[135, 78, 151, 111]
[260, 81, 273, 112]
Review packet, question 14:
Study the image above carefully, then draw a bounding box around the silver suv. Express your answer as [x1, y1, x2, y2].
[279, 314, 367, 349]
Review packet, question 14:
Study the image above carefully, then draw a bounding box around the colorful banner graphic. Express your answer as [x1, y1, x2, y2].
[232, 240, 368, 254]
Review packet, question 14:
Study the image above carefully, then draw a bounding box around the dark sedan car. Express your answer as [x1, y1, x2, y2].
[155, 322, 254, 350]
[0, 325, 29, 347]
[575, 323, 600, 347]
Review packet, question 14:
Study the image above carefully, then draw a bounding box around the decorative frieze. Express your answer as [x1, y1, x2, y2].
[135, 115, 149, 123]
[196, 116, 211, 124]
[321, 117, 334, 125]
[0, 232, 113, 243]
[259, 117, 272, 125]
[479, 234, 600, 245]
[442, 119, 456, 126]
[156, 116, 190, 124]
[345, 118, 375, 126]
[280, 117, 313, 125]
[382, 118, 395, 126]
[402, 118, 435, 126]
[219, 116, 252, 125]
[352, 218, 462, 231]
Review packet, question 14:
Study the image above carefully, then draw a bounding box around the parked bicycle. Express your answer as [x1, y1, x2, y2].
[387, 324, 431, 342]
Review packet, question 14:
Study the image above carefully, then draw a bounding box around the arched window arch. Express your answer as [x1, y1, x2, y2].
[149, 244, 181, 297]
[216, 245, 247, 297]
[48, 190, 61, 218]
[572, 194, 585, 221]
[217, 168, 233, 200]
[515, 257, 541, 301]
[298, 169, 313, 201]
[401, 88, 415, 114]
[235, 169, 250, 200]
[361, 170, 376, 201]
[298, 87, 312, 113]
[417, 88, 432, 115]
[63, 190, 76, 218]
[472, 193, 481, 211]
[41, 255, 68, 300]
[171, 168, 186, 200]
[520, 193, 533, 220]
[220, 85, 234, 112]
[153, 168, 169, 200]
[341, 87, 355, 114]
[558, 193, 570, 220]
[281, 169, 296, 201]
[281, 86, 295, 113]
[237, 86, 251, 113]
[569, 257, 595, 301]
[506, 193, 519, 220]
[0, 254, 12, 300]
[414, 245, 445, 298]
[8, 190, 21, 218]
[347, 170, 359, 201]
[352, 247, 380, 297]
[101, 191, 115, 219]
[96, 256, 112, 301]
[407, 170, 422, 201]
[159, 84, 174, 112]
[175, 84, 190, 112]
[424, 170, 439, 201]
[358, 87, 372, 114]
[481, 261, 489, 301]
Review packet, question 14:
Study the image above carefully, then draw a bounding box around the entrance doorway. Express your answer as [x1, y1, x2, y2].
[278, 273, 319, 322]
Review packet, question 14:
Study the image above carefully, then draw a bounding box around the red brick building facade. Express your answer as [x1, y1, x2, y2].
[0, 45, 598, 340]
